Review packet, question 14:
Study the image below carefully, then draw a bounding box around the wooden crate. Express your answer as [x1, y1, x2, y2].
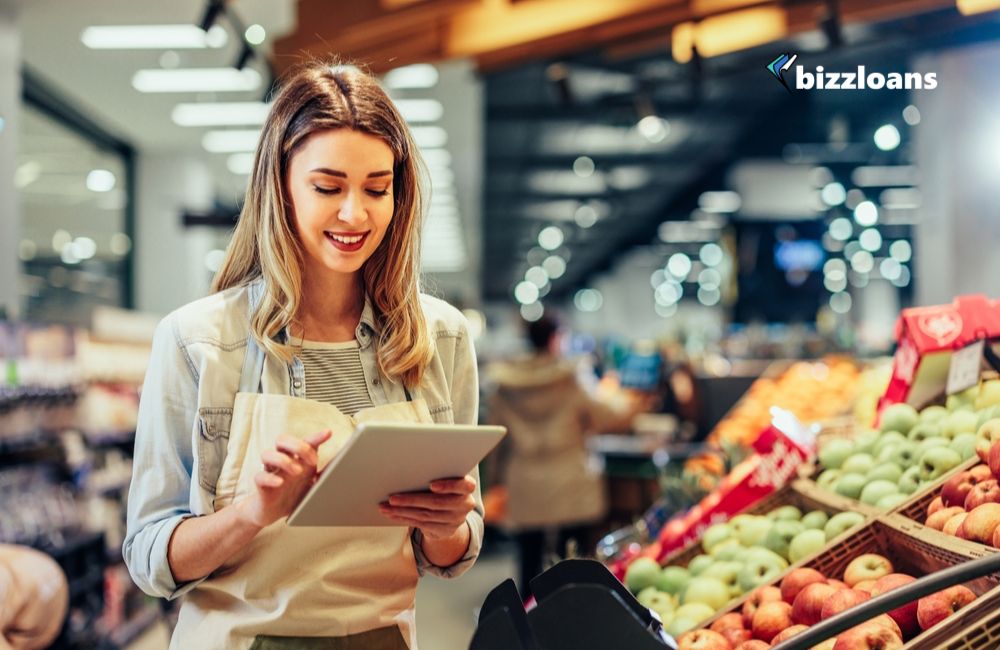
[701, 517, 1000, 649]
[934, 596, 1000, 649]
[658, 480, 870, 570]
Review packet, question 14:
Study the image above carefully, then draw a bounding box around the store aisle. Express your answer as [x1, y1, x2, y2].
[127, 546, 518, 650]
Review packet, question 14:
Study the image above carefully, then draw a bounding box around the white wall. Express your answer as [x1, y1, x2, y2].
[0, 3, 20, 317]
[914, 43, 1000, 306]
[133, 154, 216, 314]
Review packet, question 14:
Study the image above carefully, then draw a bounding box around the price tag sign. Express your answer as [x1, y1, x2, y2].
[946, 339, 985, 395]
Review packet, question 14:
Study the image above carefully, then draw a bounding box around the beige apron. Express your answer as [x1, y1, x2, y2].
[171, 388, 435, 650]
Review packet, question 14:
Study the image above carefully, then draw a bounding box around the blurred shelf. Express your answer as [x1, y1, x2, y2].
[108, 605, 160, 649]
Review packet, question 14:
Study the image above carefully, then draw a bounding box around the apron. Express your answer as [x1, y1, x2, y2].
[171, 335, 434, 650]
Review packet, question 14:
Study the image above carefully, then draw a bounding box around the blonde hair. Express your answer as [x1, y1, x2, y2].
[212, 61, 433, 388]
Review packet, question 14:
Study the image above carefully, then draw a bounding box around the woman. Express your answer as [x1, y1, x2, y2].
[123, 62, 483, 650]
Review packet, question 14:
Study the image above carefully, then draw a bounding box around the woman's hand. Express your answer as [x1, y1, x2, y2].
[379, 475, 477, 541]
[236, 429, 332, 529]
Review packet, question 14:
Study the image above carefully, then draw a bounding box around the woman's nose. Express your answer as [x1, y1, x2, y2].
[338, 190, 366, 224]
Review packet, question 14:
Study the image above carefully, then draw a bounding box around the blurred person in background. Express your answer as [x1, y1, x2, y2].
[487, 314, 645, 597]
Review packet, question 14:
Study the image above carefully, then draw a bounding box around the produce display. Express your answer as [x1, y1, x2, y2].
[810, 393, 988, 511]
[623, 503, 863, 638]
[674, 552, 979, 649]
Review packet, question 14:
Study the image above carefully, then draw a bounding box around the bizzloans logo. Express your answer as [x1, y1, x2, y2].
[766, 52, 938, 92]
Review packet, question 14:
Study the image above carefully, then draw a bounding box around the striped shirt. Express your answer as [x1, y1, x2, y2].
[295, 339, 375, 416]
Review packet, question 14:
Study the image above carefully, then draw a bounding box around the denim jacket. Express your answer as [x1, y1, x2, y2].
[123, 278, 483, 600]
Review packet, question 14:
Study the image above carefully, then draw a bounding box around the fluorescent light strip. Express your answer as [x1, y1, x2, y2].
[227, 153, 255, 175]
[411, 126, 448, 148]
[82, 25, 227, 49]
[384, 64, 439, 89]
[133, 68, 261, 93]
[394, 99, 444, 123]
[203, 130, 261, 153]
[173, 102, 270, 126]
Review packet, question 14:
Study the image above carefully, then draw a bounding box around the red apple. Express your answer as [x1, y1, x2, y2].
[927, 496, 945, 516]
[870, 614, 904, 639]
[827, 578, 850, 591]
[677, 629, 733, 650]
[990, 441, 1000, 479]
[751, 600, 793, 643]
[821, 588, 870, 620]
[792, 582, 838, 626]
[917, 585, 977, 630]
[742, 585, 783, 628]
[964, 479, 1000, 510]
[780, 567, 827, 604]
[926, 506, 967, 530]
[942, 471, 984, 508]
[843, 554, 894, 587]
[969, 464, 993, 482]
[832, 621, 903, 649]
[870, 574, 919, 639]
[992, 523, 1000, 549]
[942, 512, 967, 536]
[853, 579, 877, 594]
[960, 503, 1000, 543]
[734, 641, 770, 650]
[771, 624, 809, 644]
[710, 612, 745, 634]
[812, 640, 837, 650]
[720, 627, 751, 647]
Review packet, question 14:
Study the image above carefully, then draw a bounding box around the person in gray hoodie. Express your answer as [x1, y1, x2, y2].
[488, 314, 637, 596]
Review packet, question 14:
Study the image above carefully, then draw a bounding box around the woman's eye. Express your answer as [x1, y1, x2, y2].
[366, 188, 390, 197]
[313, 186, 339, 195]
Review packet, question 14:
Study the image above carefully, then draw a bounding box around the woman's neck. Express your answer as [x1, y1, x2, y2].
[294, 272, 364, 343]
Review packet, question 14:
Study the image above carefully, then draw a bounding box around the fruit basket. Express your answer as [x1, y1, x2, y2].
[699, 516, 1000, 649]
[934, 595, 1000, 650]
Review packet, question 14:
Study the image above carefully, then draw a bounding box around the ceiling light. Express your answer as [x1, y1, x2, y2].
[698, 191, 742, 213]
[697, 286, 721, 306]
[672, 7, 787, 63]
[18, 240, 37, 261]
[854, 201, 878, 226]
[891, 265, 911, 287]
[573, 156, 595, 178]
[394, 99, 444, 123]
[520, 302, 544, 322]
[514, 281, 540, 305]
[874, 124, 901, 151]
[850, 250, 875, 274]
[15, 161, 41, 189]
[821, 182, 847, 206]
[830, 291, 852, 314]
[205, 249, 226, 273]
[86, 169, 116, 192]
[880, 258, 902, 281]
[699, 243, 724, 266]
[72, 237, 97, 260]
[133, 68, 261, 93]
[384, 64, 439, 89]
[667, 253, 692, 279]
[851, 166, 919, 187]
[637, 116, 670, 143]
[172, 101, 270, 126]
[650, 269, 666, 289]
[655, 281, 682, 306]
[824, 272, 848, 293]
[422, 148, 452, 167]
[828, 217, 853, 241]
[202, 129, 261, 153]
[574, 204, 598, 228]
[903, 105, 921, 126]
[245, 24, 266, 45]
[542, 255, 566, 279]
[859, 228, 883, 252]
[81, 24, 228, 49]
[525, 266, 549, 288]
[574, 289, 603, 312]
[698, 268, 722, 289]
[160, 50, 181, 69]
[110, 233, 132, 256]
[890, 240, 912, 262]
[957, 0, 1000, 15]
[227, 152, 255, 175]
[410, 126, 447, 148]
[538, 226, 564, 251]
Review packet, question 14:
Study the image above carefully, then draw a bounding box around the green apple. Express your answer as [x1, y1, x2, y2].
[701, 523, 732, 553]
[917, 446, 963, 482]
[625, 557, 663, 593]
[688, 554, 713, 576]
[976, 380, 1000, 410]
[920, 405, 949, 423]
[655, 566, 690, 596]
[842, 453, 876, 475]
[899, 466, 922, 494]
[916, 436, 952, 457]
[908, 421, 942, 443]
[701, 561, 743, 598]
[767, 505, 803, 521]
[637, 586, 661, 608]
[944, 410, 980, 439]
[817, 469, 843, 491]
[762, 520, 805, 560]
[818, 438, 854, 470]
[682, 576, 732, 609]
[647, 591, 676, 626]
[789, 529, 827, 563]
[951, 432, 978, 460]
[876, 493, 909, 510]
[710, 540, 745, 561]
[801, 510, 830, 530]
[738, 549, 788, 592]
[824, 511, 865, 539]
[976, 418, 1000, 460]
[860, 479, 900, 506]
[731, 515, 773, 547]
[947, 387, 978, 412]
[889, 441, 920, 468]
[853, 430, 881, 455]
[977, 406, 1000, 430]
[665, 617, 698, 638]
[873, 431, 907, 457]
[866, 462, 903, 483]
[881, 403, 919, 435]
[834, 473, 868, 500]
[674, 602, 716, 623]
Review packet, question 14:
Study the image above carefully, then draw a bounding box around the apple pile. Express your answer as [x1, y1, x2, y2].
[625, 505, 864, 638]
[814, 397, 986, 510]
[676, 553, 977, 649]
[920, 416, 1000, 546]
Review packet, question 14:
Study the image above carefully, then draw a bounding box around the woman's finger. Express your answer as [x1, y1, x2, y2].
[276, 436, 318, 469]
[378, 505, 457, 525]
[303, 429, 332, 449]
[387, 492, 468, 510]
[261, 449, 301, 476]
[429, 476, 476, 495]
[255, 471, 284, 489]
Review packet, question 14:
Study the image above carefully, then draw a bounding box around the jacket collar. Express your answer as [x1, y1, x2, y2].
[247, 277, 381, 340]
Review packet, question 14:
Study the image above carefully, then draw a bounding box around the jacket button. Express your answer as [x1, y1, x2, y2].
[293, 380, 302, 389]
[372, 377, 380, 386]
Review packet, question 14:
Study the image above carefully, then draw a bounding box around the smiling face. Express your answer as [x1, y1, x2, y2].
[286, 128, 396, 278]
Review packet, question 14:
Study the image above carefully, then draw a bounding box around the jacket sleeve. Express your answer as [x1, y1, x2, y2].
[412, 315, 485, 579]
[122, 316, 204, 600]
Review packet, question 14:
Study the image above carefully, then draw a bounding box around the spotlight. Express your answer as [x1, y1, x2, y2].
[234, 41, 254, 71]
[199, 0, 226, 33]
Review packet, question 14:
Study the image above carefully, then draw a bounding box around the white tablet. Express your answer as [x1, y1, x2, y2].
[287, 422, 506, 527]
